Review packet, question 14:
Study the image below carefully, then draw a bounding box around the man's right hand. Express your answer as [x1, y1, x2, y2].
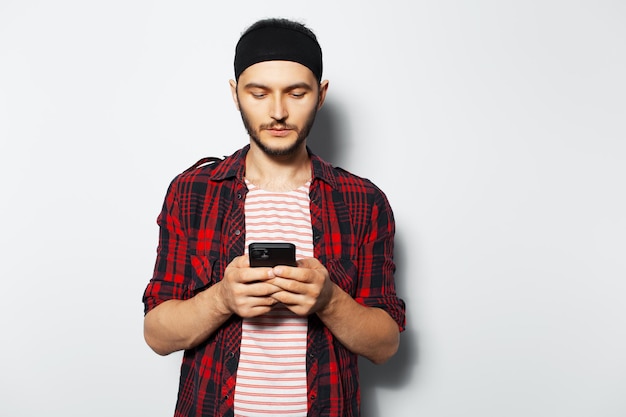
[215, 255, 282, 318]
[144, 255, 281, 355]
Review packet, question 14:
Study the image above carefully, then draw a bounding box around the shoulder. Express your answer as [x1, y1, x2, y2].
[313, 154, 387, 200]
[168, 146, 247, 192]
[333, 166, 378, 191]
[311, 153, 393, 215]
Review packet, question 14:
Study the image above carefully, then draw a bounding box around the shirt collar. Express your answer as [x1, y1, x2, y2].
[205, 145, 340, 189]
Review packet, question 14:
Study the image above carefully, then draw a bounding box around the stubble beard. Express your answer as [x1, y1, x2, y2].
[239, 102, 319, 157]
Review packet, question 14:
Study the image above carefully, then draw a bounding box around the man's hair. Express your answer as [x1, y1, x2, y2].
[240, 18, 318, 43]
[234, 17, 323, 81]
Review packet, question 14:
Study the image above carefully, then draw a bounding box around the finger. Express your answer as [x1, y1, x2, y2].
[295, 257, 319, 268]
[235, 298, 278, 318]
[237, 266, 274, 284]
[272, 265, 301, 280]
[268, 276, 310, 297]
[273, 266, 318, 286]
[230, 255, 250, 268]
[253, 281, 283, 296]
[239, 281, 282, 297]
[270, 289, 302, 305]
[270, 291, 311, 316]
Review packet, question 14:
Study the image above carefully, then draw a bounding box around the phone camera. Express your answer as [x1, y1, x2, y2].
[250, 249, 269, 260]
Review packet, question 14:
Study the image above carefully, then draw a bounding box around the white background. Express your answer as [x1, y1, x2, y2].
[1, 1, 625, 416]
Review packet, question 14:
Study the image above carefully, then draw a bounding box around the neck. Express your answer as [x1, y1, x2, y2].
[245, 144, 311, 192]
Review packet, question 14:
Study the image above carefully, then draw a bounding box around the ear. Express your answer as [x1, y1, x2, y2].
[317, 80, 329, 110]
[229, 79, 240, 110]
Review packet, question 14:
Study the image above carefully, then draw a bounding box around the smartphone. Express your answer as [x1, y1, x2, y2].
[249, 242, 297, 267]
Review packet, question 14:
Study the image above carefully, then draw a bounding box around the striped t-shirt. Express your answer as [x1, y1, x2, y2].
[234, 180, 313, 417]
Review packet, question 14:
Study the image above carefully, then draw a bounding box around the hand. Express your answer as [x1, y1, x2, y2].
[267, 257, 336, 316]
[215, 255, 282, 318]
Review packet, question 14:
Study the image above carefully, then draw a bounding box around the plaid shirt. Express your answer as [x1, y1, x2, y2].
[143, 145, 406, 417]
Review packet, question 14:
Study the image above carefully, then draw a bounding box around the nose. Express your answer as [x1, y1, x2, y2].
[270, 96, 288, 121]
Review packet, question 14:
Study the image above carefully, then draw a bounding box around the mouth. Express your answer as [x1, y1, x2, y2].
[264, 126, 294, 137]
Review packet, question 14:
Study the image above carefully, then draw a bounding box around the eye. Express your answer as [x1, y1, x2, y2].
[251, 92, 267, 99]
[290, 91, 306, 98]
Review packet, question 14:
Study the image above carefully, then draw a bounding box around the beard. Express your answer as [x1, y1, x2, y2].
[239, 100, 319, 157]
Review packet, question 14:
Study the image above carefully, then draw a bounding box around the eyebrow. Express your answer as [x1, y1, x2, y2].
[242, 82, 314, 91]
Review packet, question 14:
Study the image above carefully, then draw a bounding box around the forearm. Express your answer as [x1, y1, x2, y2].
[316, 283, 400, 364]
[143, 283, 231, 355]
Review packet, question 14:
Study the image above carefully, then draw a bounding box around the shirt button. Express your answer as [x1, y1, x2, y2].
[234, 230, 241, 236]
[237, 193, 242, 199]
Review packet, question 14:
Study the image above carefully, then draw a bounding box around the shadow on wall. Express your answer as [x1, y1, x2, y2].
[309, 101, 418, 416]
[360, 230, 417, 417]
[308, 99, 350, 165]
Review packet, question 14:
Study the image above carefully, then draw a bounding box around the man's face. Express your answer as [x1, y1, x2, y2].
[231, 60, 328, 157]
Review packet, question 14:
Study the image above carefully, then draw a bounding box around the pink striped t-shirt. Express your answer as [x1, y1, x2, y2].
[234, 180, 313, 417]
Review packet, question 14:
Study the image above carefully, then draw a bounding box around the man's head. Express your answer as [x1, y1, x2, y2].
[230, 18, 328, 157]
[234, 18, 323, 82]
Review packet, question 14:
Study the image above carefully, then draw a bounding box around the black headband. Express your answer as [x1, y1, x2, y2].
[234, 25, 323, 81]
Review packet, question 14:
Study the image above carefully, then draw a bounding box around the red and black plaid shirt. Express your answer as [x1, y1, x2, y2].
[143, 145, 406, 417]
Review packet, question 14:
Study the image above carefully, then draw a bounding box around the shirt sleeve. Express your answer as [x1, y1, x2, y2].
[142, 177, 194, 314]
[355, 187, 406, 332]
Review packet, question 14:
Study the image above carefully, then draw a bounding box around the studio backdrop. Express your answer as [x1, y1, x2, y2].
[1, 1, 624, 416]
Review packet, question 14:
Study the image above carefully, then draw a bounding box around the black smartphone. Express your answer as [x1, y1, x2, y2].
[249, 242, 297, 267]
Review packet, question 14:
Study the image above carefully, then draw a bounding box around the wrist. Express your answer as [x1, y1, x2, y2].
[316, 281, 341, 318]
[197, 281, 232, 318]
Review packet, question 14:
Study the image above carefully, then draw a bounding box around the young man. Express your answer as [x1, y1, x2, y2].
[142, 18, 406, 417]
